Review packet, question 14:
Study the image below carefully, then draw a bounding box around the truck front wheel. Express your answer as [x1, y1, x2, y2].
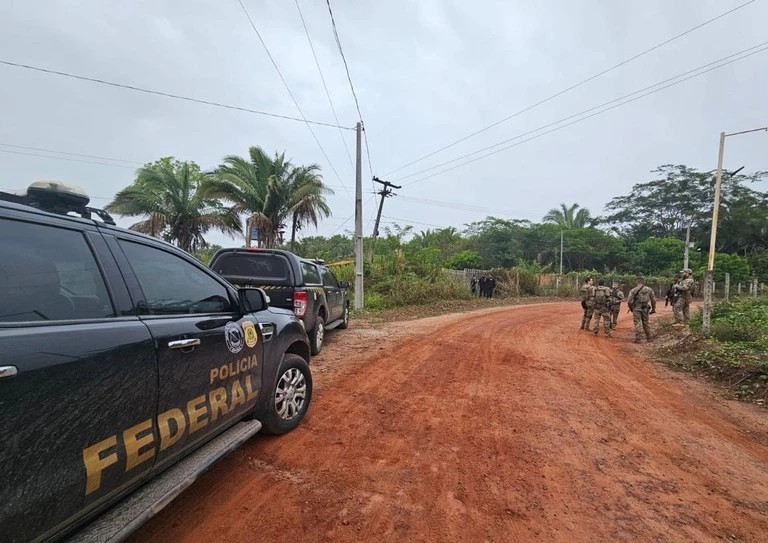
[258, 354, 313, 434]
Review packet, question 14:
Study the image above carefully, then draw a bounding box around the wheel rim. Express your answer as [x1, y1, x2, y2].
[275, 367, 307, 421]
[316, 321, 324, 346]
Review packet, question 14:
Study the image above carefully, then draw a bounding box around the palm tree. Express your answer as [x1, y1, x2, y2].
[106, 158, 241, 252]
[543, 203, 592, 228]
[288, 164, 332, 249]
[204, 146, 332, 248]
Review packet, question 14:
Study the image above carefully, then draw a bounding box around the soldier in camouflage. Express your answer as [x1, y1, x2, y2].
[626, 276, 657, 343]
[673, 269, 695, 325]
[592, 279, 612, 337]
[580, 276, 595, 330]
[609, 282, 625, 329]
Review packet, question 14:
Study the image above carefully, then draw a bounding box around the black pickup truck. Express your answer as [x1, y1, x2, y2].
[209, 248, 350, 355]
[0, 182, 312, 543]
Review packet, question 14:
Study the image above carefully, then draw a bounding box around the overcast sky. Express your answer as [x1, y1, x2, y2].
[1, 0, 767, 246]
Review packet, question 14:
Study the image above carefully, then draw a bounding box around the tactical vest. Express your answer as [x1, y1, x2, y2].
[635, 286, 651, 305]
[594, 286, 610, 307]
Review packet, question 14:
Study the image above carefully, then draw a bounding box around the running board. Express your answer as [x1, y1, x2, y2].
[325, 318, 344, 330]
[68, 419, 262, 543]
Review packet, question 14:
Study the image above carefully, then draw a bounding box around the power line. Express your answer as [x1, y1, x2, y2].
[236, 0, 353, 200]
[0, 148, 136, 169]
[403, 42, 768, 187]
[325, 0, 364, 123]
[331, 193, 376, 235]
[380, 215, 442, 228]
[294, 0, 354, 170]
[384, 0, 758, 176]
[398, 194, 526, 216]
[0, 143, 143, 165]
[399, 41, 768, 183]
[0, 59, 351, 130]
[325, 0, 376, 189]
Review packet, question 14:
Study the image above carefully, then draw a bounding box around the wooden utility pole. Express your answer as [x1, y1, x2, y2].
[354, 122, 364, 310]
[369, 176, 401, 262]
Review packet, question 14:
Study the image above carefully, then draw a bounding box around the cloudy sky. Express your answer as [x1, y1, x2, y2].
[1, 0, 767, 245]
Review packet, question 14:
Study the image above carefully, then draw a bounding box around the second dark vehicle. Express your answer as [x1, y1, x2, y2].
[209, 248, 350, 355]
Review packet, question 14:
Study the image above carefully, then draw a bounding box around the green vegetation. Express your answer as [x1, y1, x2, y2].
[105, 158, 240, 252]
[105, 159, 768, 311]
[667, 298, 768, 402]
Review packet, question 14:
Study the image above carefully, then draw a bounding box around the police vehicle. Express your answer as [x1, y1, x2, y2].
[209, 248, 350, 355]
[0, 181, 313, 543]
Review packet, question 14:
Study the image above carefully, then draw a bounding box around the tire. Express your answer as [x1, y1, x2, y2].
[337, 303, 350, 330]
[309, 314, 325, 355]
[258, 354, 313, 434]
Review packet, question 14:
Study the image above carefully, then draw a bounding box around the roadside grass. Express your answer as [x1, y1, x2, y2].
[352, 295, 564, 324]
[655, 297, 768, 405]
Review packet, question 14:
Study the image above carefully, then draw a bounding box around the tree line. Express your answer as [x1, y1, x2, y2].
[292, 165, 768, 283]
[105, 160, 768, 283]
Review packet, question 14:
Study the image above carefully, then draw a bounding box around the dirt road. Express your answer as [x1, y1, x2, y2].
[131, 303, 768, 542]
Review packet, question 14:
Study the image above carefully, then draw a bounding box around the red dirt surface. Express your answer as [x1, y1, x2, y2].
[130, 302, 768, 542]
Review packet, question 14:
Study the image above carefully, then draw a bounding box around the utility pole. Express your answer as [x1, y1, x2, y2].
[557, 230, 563, 291]
[354, 122, 364, 310]
[369, 176, 401, 262]
[702, 127, 767, 335]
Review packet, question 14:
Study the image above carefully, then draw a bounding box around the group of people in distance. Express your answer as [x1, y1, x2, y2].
[470, 274, 496, 298]
[580, 276, 657, 343]
[580, 269, 695, 343]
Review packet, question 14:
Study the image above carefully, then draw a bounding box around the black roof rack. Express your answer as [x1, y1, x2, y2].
[0, 182, 116, 225]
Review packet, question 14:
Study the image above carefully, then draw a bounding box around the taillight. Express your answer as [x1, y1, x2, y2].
[294, 290, 307, 318]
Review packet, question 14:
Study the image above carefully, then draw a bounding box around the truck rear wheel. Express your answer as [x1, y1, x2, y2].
[309, 314, 325, 355]
[338, 303, 349, 329]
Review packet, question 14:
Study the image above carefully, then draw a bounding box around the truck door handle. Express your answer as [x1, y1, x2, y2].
[0, 366, 18, 379]
[168, 338, 201, 349]
[259, 323, 275, 342]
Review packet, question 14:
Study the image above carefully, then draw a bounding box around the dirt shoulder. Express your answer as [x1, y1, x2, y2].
[131, 302, 768, 543]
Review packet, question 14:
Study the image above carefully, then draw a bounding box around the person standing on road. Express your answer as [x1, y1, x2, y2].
[470, 275, 478, 297]
[673, 269, 695, 325]
[665, 273, 681, 310]
[487, 274, 496, 298]
[479, 275, 487, 298]
[580, 276, 595, 330]
[627, 276, 657, 343]
[592, 279, 612, 337]
[609, 281, 625, 329]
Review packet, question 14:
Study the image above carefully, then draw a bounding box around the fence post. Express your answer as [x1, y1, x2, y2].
[515, 270, 520, 297]
[724, 273, 730, 301]
[738, 282, 742, 296]
[754, 278, 759, 298]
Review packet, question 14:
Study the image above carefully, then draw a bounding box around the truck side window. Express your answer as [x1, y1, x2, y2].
[120, 241, 234, 315]
[320, 267, 338, 287]
[301, 262, 321, 285]
[0, 218, 114, 322]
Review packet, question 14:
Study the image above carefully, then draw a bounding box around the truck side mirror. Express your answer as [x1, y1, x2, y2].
[338, 281, 350, 289]
[238, 287, 268, 313]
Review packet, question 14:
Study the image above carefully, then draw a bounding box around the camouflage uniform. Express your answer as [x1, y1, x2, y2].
[580, 281, 595, 330]
[609, 285, 624, 329]
[627, 282, 656, 342]
[673, 270, 695, 324]
[592, 284, 612, 336]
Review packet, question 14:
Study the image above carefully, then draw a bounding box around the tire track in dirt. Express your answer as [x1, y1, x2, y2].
[130, 303, 768, 543]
